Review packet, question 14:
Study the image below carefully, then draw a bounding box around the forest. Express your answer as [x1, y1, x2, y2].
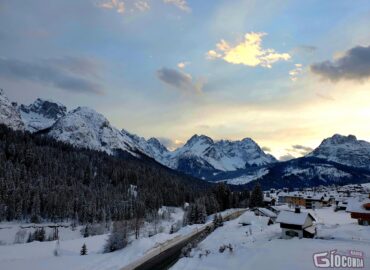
[0, 124, 256, 226]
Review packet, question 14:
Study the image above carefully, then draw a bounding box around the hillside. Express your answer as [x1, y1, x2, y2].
[0, 124, 208, 223]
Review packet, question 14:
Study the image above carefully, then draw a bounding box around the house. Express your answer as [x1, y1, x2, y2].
[285, 194, 306, 207]
[346, 195, 370, 226]
[254, 207, 277, 224]
[238, 212, 270, 227]
[276, 207, 316, 239]
[336, 199, 348, 211]
[267, 205, 281, 215]
[263, 196, 276, 206]
[305, 195, 323, 209]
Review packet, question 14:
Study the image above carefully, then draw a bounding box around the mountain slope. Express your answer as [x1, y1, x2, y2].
[163, 134, 277, 179]
[19, 98, 67, 132]
[0, 90, 24, 130]
[46, 107, 140, 156]
[235, 157, 370, 190]
[306, 134, 370, 170]
[0, 123, 206, 223]
[121, 129, 170, 163]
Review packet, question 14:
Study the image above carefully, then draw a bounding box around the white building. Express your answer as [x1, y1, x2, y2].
[276, 208, 316, 239]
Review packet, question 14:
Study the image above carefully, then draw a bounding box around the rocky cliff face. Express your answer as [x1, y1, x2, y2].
[0, 90, 24, 131]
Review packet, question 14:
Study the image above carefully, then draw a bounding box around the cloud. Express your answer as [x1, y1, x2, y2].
[279, 153, 295, 161]
[163, 0, 190, 12]
[292, 144, 313, 154]
[262, 146, 271, 152]
[98, 0, 125, 14]
[289, 63, 303, 81]
[46, 57, 102, 78]
[157, 67, 203, 93]
[135, 0, 150, 11]
[310, 45, 370, 82]
[316, 92, 335, 101]
[207, 32, 291, 68]
[177, 61, 190, 69]
[281, 144, 313, 160]
[0, 57, 103, 94]
[157, 137, 184, 150]
[293, 45, 317, 54]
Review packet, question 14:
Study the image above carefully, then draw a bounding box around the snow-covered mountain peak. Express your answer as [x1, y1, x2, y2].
[167, 134, 277, 175]
[22, 98, 67, 119]
[0, 90, 24, 130]
[184, 134, 214, 148]
[19, 98, 67, 132]
[147, 138, 169, 154]
[321, 134, 358, 145]
[307, 134, 370, 170]
[47, 106, 136, 155]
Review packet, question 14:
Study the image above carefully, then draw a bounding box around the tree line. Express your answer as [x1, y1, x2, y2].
[0, 124, 263, 226]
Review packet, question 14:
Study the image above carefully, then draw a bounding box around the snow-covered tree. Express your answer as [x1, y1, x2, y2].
[104, 221, 128, 253]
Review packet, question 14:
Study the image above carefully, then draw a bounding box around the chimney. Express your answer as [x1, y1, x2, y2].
[295, 206, 301, 214]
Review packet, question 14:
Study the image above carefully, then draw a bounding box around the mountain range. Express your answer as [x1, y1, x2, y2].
[1, 90, 370, 189]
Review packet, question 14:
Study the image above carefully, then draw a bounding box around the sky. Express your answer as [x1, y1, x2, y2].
[1, 0, 370, 160]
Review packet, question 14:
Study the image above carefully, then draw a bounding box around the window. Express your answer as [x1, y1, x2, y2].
[286, 230, 299, 237]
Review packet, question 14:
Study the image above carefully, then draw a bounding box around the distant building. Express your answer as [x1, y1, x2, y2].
[346, 195, 370, 226]
[304, 195, 324, 209]
[276, 207, 316, 239]
[263, 196, 276, 207]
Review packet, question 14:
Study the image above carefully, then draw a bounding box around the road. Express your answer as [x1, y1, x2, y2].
[120, 209, 247, 270]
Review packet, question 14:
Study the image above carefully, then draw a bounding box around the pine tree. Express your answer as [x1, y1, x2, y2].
[83, 225, 90, 238]
[250, 183, 264, 208]
[80, 243, 88, 255]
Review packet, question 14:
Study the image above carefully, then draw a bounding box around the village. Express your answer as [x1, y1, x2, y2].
[250, 183, 370, 238]
[0, 183, 369, 270]
[170, 183, 370, 270]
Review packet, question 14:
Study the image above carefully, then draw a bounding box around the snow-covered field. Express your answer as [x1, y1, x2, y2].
[0, 207, 243, 270]
[170, 207, 370, 270]
[0, 207, 187, 270]
[1, 205, 369, 270]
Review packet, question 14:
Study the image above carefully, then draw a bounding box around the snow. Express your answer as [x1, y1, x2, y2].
[283, 164, 352, 179]
[170, 207, 370, 270]
[20, 110, 57, 132]
[47, 107, 139, 156]
[168, 135, 276, 172]
[307, 134, 370, 170]
[257, 208, 277, 218]
[346, 196, 370, 214]
[217, 168, 269, 185]
[0, 208, 246, 270]
[19, 99, 67, 132]
[276, 211, 314, 226]
[0, 90, 24, 130]
[121, 130, 170, 164]
[0, 207, 183, 270]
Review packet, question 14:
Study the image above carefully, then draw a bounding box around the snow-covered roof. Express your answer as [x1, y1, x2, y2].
[263, 196, 275, 202]
[276, 211, 315, 226]
[257, 208, 277, 218]
[346, 197, 370, 214]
